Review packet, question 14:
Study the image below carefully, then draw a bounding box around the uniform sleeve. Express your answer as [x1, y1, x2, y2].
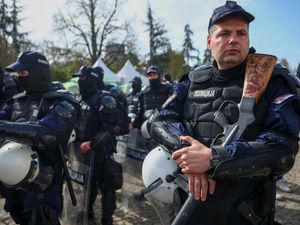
[147, 79, 191, 151]
[0, 100, 14, 120]
[39, 98, 80, 134]
[210, 77, 300, 179]
[159, 78, 190, 120]
[225, 78, 300, 158]
[132, 93, 144, 129]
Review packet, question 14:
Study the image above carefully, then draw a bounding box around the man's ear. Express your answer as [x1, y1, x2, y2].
[207, 35, 211, 49]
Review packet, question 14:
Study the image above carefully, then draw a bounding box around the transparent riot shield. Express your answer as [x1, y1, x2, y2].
[144, 189, 181, 225]
[142, 146, 183, 225]
[61, 142, 95, 225]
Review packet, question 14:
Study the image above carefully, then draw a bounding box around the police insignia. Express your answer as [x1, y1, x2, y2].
[191, 89, 216, 99]
[227, 1, 237, 8]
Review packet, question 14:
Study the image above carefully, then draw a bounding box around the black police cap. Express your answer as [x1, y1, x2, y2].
[94, 66, 104, 78]
[72, 65, 98, 78]
[6, 51, 49, 72]
[208, 1, 255, 31]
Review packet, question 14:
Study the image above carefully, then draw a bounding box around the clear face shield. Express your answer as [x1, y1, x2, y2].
[142, 146, 187, 225]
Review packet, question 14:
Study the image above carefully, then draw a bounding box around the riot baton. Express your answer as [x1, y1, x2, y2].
[58, 144, 77, 206]
[171, 53, 277, 225]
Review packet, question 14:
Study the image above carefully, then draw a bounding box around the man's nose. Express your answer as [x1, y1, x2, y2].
[229, 33, 238, 44]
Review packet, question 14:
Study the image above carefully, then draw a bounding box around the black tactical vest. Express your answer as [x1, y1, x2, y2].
[183, 65, 244, 147]
[11, 93, 53, 122]
[127, 92, 141, 115]
[143, 84, 170, 111]
[76, 100, 100, 142]
[181, 63, 299, 225]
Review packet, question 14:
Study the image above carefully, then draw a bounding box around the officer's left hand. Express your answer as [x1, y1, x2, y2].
[188, 173, 216, 201]
[80, 141, 91, 153]
[172, 135, 212, 174]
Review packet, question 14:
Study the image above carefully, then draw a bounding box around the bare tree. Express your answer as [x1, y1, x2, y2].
[54, 0, 131, 64]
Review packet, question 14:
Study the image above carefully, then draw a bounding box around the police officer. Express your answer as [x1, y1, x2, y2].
[0, 51, 79, 225]
[162, 73, 172, 84]
[73, 65, 126, 225]
[0, 66, 19, 106]
[133, 65, 173, 130]
[94, 65, 128, 110]
[127, 76, 142, 120]
[147, 1, 300, 225]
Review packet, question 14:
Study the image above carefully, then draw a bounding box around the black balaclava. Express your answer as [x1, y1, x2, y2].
[131, 77, 142, 94]
[20, 64, 53, 98]
[78, 75, 98, 100]
[97, 78, 105, 90]
[94, 66, 105, 90]
[149, 76, 161, 87]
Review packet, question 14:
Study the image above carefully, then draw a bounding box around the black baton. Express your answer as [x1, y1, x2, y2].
[58, 144, 77, 206]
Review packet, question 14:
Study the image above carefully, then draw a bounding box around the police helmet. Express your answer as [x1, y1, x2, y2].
[142, 146, 179, 203]
[0, 141, 54, 192]
[141, 120, 151, 140]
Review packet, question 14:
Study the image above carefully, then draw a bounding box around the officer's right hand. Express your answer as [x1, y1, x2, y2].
[80, 141, 91, 153]
[188, 173, 216, 201]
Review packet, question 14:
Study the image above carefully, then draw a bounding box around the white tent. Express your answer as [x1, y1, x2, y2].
[93, 57, 118, 82]
[117, 60, 148, 85]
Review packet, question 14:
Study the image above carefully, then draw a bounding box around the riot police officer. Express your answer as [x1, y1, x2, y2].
[147, 1, 300, 225]
[94, 65, 128, 110]
[73, 65, 127, 225]
[0, 51, 80, 225]
[0, 66, 19, 106]
[133, 65, 173, 130]
[126, 76, 142, 120]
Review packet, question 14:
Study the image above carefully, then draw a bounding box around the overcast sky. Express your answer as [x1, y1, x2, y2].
[21, 0, 300, 70]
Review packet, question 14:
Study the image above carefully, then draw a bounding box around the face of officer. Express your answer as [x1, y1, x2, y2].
[78, 75, 98, 97]
[15, 66, 52, 96]
[16, 70, 29, 90]
[207, 15, 249, 70]
[147, 72, 161, 86]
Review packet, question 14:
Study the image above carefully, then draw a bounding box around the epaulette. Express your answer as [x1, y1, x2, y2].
[42, 90, 79, 105]
[188, 65, 213, 82]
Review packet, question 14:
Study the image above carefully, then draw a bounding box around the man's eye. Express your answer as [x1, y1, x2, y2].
[238, 32, 246, 36]
[219, 32, 228, 37]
